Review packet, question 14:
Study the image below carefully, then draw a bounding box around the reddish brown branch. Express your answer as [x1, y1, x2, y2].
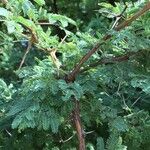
[72, 100, 85, 150]
[66, 2, 150, 82]
[80, 51, 139, 73]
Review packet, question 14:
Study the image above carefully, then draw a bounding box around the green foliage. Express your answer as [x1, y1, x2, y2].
[106, 133, 127, 150]
[0, 79, 14, 102]
[97, 137, 105, 150]
[0, 0, 150, 149]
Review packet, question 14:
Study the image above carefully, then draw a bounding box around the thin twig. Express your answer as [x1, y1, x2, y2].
[49, 48, 62, 71]
[116, 82, 122, 94]
[5, 129, 12, 137]
[0, 40, 28, 46]
[60, 133, 76, 143]
[131, 97, 141, 107]
[36, 22, 54, 25]
[58, 34, 68, 46]
[111, 4, 127, 29]
[121, 94, 131, 111]
[84, 130, 95, 135]
[18, 41, 32, 69]
[111, 17, 121, 29]
[13, 40, 29, 43]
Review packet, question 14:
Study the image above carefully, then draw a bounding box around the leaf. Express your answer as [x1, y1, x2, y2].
[34, 0, 45, 6]
[48, 14, 76, 27]
[99, 2, 114, 9]
[62, 90, 74, 101]
[22, 0, 38, 20]
[86, 143, 94, 150]
[15, 16, 36, 28]
[12, 115, 22, 129]
[50, 118, 59, 133]
[58, 80, 69, 90]
[0, 7, 9, 18]
[110, 117, 129, 132]
[0, 79, 7, 90]
[97, 137, 105, 150]
[131, 77, 150, 94]
[0, 79, 13, 101]
[71, 82, 83, 99]
[25, 111, 34, 121]
[107, 133, 127, 150]
[7, 99, 32, 116]
[42, 113, 49, 130]
[5, 21, 15, 34]
[22, 0, 34, 14]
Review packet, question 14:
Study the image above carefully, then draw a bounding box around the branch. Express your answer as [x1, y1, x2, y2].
[72, 99, 85, 150]
[36, 22, 53, 25]
[18, 40, 32, 69]
[131, 97, 141, 107]
[18, 25, 38, 69]
[59, 132, 76, 143]
[111, 4, 127, 29]
[5, 129, 12, 137]
[66, 2, 150, 82]
[80, 51, 139, 73]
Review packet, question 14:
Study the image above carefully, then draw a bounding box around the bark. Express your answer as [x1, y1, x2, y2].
[72, 100, 85, 150]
